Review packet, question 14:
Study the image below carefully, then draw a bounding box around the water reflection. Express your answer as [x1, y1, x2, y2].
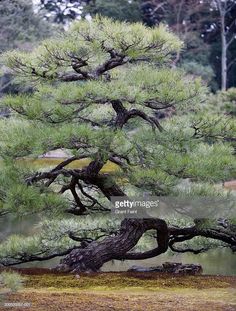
[102, 249, 236, 276]
[0, 214, 40, 242]
[1, 215, 235, 275]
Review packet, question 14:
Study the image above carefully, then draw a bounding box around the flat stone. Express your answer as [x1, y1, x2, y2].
[128, 262, 203, 275]
[128, 265, 163, 272]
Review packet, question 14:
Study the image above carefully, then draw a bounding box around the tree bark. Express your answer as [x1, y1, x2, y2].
[221, 12, 227, 91]
[57, 218, 169, 273]
[217, 0, 227, 91]
[93, 176, 126, 200]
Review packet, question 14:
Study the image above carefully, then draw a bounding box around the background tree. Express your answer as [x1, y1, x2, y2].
[211, 0, 236, 90]
[140, 0, 216, 88]
[85, 0, 142, 22]
[0, 17, 235, 272]
[141, 0, 236, 90]
[39, 0, 142, 24]
[0, 0, 52, 102]
[0, 0, 55, 125]
[0, 0, 51, 53]
[39, 0, 92, 24]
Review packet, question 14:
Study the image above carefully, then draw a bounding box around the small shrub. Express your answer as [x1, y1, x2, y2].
[0, 271, 24, 292]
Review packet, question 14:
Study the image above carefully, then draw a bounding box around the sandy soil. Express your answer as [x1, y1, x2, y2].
[1, 271, 236, 311]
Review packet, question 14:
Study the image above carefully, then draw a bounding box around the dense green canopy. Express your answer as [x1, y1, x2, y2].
[0, 17, 235, 268]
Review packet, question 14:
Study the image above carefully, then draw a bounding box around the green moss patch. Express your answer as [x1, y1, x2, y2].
[23, 271, 234, 291]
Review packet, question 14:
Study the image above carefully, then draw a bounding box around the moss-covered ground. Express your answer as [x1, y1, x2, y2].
[1, 269, 236, 311]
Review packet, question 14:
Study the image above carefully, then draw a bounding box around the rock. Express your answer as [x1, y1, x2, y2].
[231, 245, 236, 252]
[162, 262, 182, 272]
[128, 265, 163, 272]
[173, 264, 203, 275]
[128, 262, 203, 275]
[162, 262, 203, 275]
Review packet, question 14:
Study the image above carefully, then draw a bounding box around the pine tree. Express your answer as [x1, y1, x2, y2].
[0, 17, 235, 272]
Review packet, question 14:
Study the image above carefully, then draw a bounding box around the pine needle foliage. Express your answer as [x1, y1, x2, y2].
[0, 17, 235, 266]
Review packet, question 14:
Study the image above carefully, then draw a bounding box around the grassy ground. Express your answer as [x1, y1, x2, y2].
[1, 270, 236, 311]
[18, 157, 119, 173]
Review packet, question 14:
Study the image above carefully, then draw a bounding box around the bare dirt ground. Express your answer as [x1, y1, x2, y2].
[1, 270, 236, 311]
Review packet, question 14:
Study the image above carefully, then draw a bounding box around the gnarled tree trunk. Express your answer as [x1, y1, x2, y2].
[57, 218, 169, 273]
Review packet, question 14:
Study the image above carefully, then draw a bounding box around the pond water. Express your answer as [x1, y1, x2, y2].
[103, 250, 236, 275]
[0, 157, 235, 275]
[1, 214, 235, 275]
